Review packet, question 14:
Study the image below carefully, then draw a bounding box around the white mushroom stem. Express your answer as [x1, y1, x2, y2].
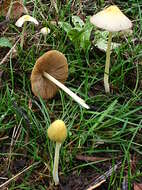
[53, 142, 61, 186]
[104, 32, 113, 93]
[43, 72, 90, 109]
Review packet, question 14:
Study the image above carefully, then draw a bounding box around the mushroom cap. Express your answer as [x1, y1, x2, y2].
[47, 120, 67, 143]
[31, 50, 68, 99]
[40, 27, 50, 36]
[15, 15, 39, 27]
[90, 5, 132, 32]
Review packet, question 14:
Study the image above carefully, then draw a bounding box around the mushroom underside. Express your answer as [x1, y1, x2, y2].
[31, 73, 59, 99]
[31, 50, 68, 99]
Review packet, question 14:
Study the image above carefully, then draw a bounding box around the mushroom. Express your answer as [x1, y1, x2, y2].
[90, 5, 132, 93]
[40, 27, 51, 36]
[47, 120, 67, 185]
[15, 15, 39, 49]
[31, 50, 89, 109]
[40, 27, 51, 42]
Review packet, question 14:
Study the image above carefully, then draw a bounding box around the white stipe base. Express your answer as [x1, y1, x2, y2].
[43, 72, 90, 109]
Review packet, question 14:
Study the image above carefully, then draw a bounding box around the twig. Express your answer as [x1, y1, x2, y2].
[85, 162, 121, 190]
[0, 38, 20, 66]
[8, 119, 23, 169]
[0, 20, 10, 27]
[76, 155, 111, 162]
[0, 162, 40, 189]
[86, 179, 106, 190]
[0, 136, 9, 141]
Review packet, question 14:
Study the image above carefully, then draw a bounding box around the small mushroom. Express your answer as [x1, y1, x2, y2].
[90, 5, 132, 93]
[40, 27, 51, 42]
[40, 27, 50, 36]
[31, 50, 89, 109]
[47, 120, 67, 185]
[15, 15, 39, 49]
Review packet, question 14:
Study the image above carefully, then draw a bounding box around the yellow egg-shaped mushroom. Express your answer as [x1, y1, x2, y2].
[48, 120, 67, 143]
[47, 120, 67, 186]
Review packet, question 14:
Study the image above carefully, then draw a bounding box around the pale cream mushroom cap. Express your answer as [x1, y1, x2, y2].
[47, 120, 67, 143]
[15, 15, 39, 27]
[40, 27, 50, 36]
[90, 5, 132, 32]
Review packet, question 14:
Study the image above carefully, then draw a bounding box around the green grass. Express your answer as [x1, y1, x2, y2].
[0, 0, 142, 189]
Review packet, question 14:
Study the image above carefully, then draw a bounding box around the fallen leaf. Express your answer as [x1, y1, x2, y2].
[95, 39, 121, 52]
[134, 183, 142, 190]
[0, 0, 11, 16]
[72, 15, 84, 28]
[94, 30, 121, 52]
[0, 0, 28, 19]
[6, 1, 28, 19]
[76, 154, 110, 162]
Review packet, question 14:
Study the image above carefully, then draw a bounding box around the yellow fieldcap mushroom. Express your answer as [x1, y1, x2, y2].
[31, 50, 90, 109]
[15, 15, 39, 49]
[15, 15, 39, 27]
[90, 5, 132, 93]
[47, 120, 67, 185]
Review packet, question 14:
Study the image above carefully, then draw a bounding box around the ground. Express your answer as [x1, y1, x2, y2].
[0, 0, 142, 190]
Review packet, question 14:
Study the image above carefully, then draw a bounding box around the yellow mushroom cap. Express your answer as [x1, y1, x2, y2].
[47, 120, 67, 143]
[90, 5, 132, 32]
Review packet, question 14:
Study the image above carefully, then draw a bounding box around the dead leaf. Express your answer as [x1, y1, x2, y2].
[0, 0, 28, 19]
[0, 0, 11, 16]
[134, 183, 142, 190]
[95, 39, 121, 52]
[76, 154, 110, 162]
[6, 1, 28, 19]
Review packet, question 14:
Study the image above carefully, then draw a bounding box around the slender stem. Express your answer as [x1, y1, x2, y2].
[44, 35, 46, 43]
[104, 32, 112, 93]
[20, 22, 27, 49]
[43, 72, 90, 109]
[53, 142, 61, 185]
